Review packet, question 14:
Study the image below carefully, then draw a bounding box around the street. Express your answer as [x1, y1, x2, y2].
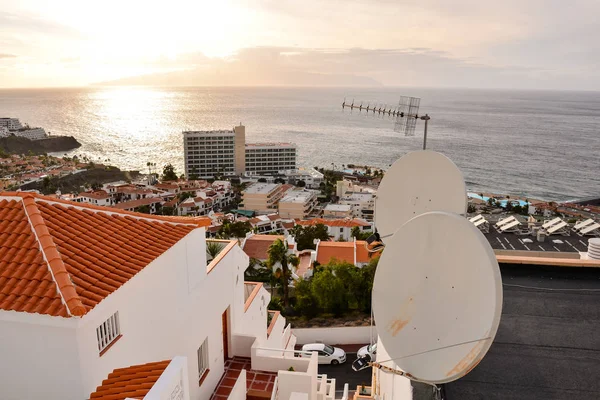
[318, 353, 372, 392]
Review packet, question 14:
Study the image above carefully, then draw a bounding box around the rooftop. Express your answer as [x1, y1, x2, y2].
[297, 217, 371, 228]
[244, 183, 281, 195]
[279, 190, 317, 204]
[242, 234, 285, 260]
[445, 264, 600, 399]
[324, 204, 352, 212]
[0, 192, 205, 318]
[90, 359, 170, 400]
[245, 142, 296, 148]
[340, 192, 375, 201]
[112, 197, 164, 210]
[483, 229, 589, 253]
[316, 240, 378, 265]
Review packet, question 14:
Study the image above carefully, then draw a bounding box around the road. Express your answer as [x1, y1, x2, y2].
[318, 353, 372, 392]
[444, 264, 600, 400]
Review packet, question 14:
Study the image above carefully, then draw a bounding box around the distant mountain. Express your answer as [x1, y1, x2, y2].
[95, 66, 382, 87]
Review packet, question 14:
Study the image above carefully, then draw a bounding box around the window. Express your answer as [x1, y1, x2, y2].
[96, 311, 120, 353]
[340, 227, 344, 233]
[197, 338, 209, 379]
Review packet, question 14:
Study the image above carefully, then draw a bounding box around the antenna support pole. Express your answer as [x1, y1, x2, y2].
[420, 114, 431, 150]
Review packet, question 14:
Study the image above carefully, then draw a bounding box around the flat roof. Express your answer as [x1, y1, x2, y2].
[445, 264, 600, 399]
[483, 229, 588, 253]
[340, 192, 374, 201]
[280, 190, 316, 204]
[324, 204, 352, 211]
[183, 130, 234, 135]
[244, 183, 281, 195]
[246, 142, 296, 148]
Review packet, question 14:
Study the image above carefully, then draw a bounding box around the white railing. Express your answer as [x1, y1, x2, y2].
[270, 377, 279, 400]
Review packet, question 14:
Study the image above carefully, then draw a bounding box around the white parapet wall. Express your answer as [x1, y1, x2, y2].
[227, 369, 246, 400]
[292, 326, 377, 346]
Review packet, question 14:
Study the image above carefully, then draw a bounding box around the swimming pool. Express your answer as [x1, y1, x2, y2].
[467, 193, 529, 207]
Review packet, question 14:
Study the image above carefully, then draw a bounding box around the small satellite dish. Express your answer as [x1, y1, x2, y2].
[375, 151, 467, 244]
[372, 211, 502, 384]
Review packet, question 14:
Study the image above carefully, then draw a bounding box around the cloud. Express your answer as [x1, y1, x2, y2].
[0, 11, 82, 38]
[0, 53, 17, 59]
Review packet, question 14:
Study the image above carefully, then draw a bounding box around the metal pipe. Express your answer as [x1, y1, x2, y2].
[421, 114, 430, 150]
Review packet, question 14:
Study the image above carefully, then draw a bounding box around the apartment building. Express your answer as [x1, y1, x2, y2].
[278, 189, 318, 219]
[183, 125, 297, 178]
[296, 217, 372, 241]
[0, 192, 338, 400]
[0, 117, 23, 130]
[241, 182, 288, 213]
[245, 143, 297, 175]
[339, 192, 376, 221]
[323, 204, 353, 218]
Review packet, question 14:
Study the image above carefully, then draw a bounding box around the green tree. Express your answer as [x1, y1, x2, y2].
[162, 163, 178, 181]
[351, 226, 373, 240]
[294, 278, 318, 318]
[467, 203, 477, 213]
[266, 239, 299, 306]
[206, 241, 225, 263]
[258, 177, 267, 183]
[219, 220, 252, 238]
[290, 224, 330, 251]
[311, 267, 347, 315]
[274, 178, 286, 184]
[297, 180, 306, 187]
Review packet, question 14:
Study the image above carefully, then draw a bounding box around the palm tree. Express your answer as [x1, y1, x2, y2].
[266, 239, 299, 306]
[206, 241, 224, 264]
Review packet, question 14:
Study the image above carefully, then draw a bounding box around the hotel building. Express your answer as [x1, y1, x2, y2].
[183, 125, 297, 179]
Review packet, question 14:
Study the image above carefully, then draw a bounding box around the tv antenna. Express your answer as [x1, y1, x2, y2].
[342, 95, 431, 149]
[354, 150, 502, 394]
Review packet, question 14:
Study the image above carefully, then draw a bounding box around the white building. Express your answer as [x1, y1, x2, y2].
[0, 126, 10, 138]
[278, 189, 319, 219]
[183, 125, 297, 179]
[339, 192, 376, 221]
[323, 204, 352, 219]
[296, 217, 373, 241]
[0, 192, 336, 400]
[0, 117, 23, 130]
[76, 190, 114, 206]
[245, 142, 297, 175]
[14, 127, 47, 140]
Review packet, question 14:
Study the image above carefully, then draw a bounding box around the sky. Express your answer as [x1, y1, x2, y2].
[1, 0, 599, 89]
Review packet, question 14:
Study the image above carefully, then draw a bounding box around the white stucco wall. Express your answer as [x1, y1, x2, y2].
[0, 228, 266, 400]
[0, 313, 82, 400]
[227, 369, 247, 400]
[374, 339, 412, 400]
[293, 326, 377, 346]
[145, 356, 190, 400]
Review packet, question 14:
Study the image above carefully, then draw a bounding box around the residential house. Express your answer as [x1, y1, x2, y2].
[323, 204, 353, 219]
[77, 190, 114, 206]
[249, 214, 285, 234]
[0, 192, 332, 400]
[338, 192, 376, 221]
[315, 238, 379, 267]
[296, 217, 372, 241]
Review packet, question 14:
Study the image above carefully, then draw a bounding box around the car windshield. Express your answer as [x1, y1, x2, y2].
[323, 345, 335, 355]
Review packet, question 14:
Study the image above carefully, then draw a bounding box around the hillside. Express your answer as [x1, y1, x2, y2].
[0, 135, 81, 155]
[20, 167, 140, 195]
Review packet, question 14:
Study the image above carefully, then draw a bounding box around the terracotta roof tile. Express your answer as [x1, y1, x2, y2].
[242, 235, 285, 260]
[316, 241, 355, 265]
[112, 197, 164, 210]
[90, 360, 170, 400]
[0, 192, 206, 317]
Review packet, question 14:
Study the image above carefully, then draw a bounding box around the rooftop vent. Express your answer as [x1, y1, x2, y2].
[588, 238, 600, 260]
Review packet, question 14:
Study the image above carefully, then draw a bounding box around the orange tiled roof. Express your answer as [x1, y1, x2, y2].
[242, 234, 285, 260]
[297, 218, 370, 228]
[79, 190, 110, 200]
[112, 197, 164, 210]
[316, 240, 378, 265]
[90, 360, 170, 400]
[0, 192, 208, 318]
[316, 241, 355, 265]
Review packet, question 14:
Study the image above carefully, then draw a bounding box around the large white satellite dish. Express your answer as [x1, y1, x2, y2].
[375, 151, 467, 244]
[372, 211, 502, 383]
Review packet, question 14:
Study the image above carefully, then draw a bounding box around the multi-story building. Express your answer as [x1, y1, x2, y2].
[0, 117, 23, 130]
[278, 189, 318, 219]
[245, 143, 297, 175]
[0, 126, 9, 138]
[14, 127, 47, 140]
[323, 204, 353, 218]
[339, 192, 376, 221]
[183, 125, 297, 178]
[241, 183, 288, 214]
[0, 192, 338, 400]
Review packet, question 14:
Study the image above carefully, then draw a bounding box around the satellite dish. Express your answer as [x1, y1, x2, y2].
[372, 211, 502, 384]
[375, 151, 466, 244]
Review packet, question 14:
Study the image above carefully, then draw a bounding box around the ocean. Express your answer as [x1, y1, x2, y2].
[1, 86, 599, 201]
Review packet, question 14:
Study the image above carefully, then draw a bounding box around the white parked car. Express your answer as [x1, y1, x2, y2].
[357, 343, 377, 359]
[301, 343, 347, 365]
